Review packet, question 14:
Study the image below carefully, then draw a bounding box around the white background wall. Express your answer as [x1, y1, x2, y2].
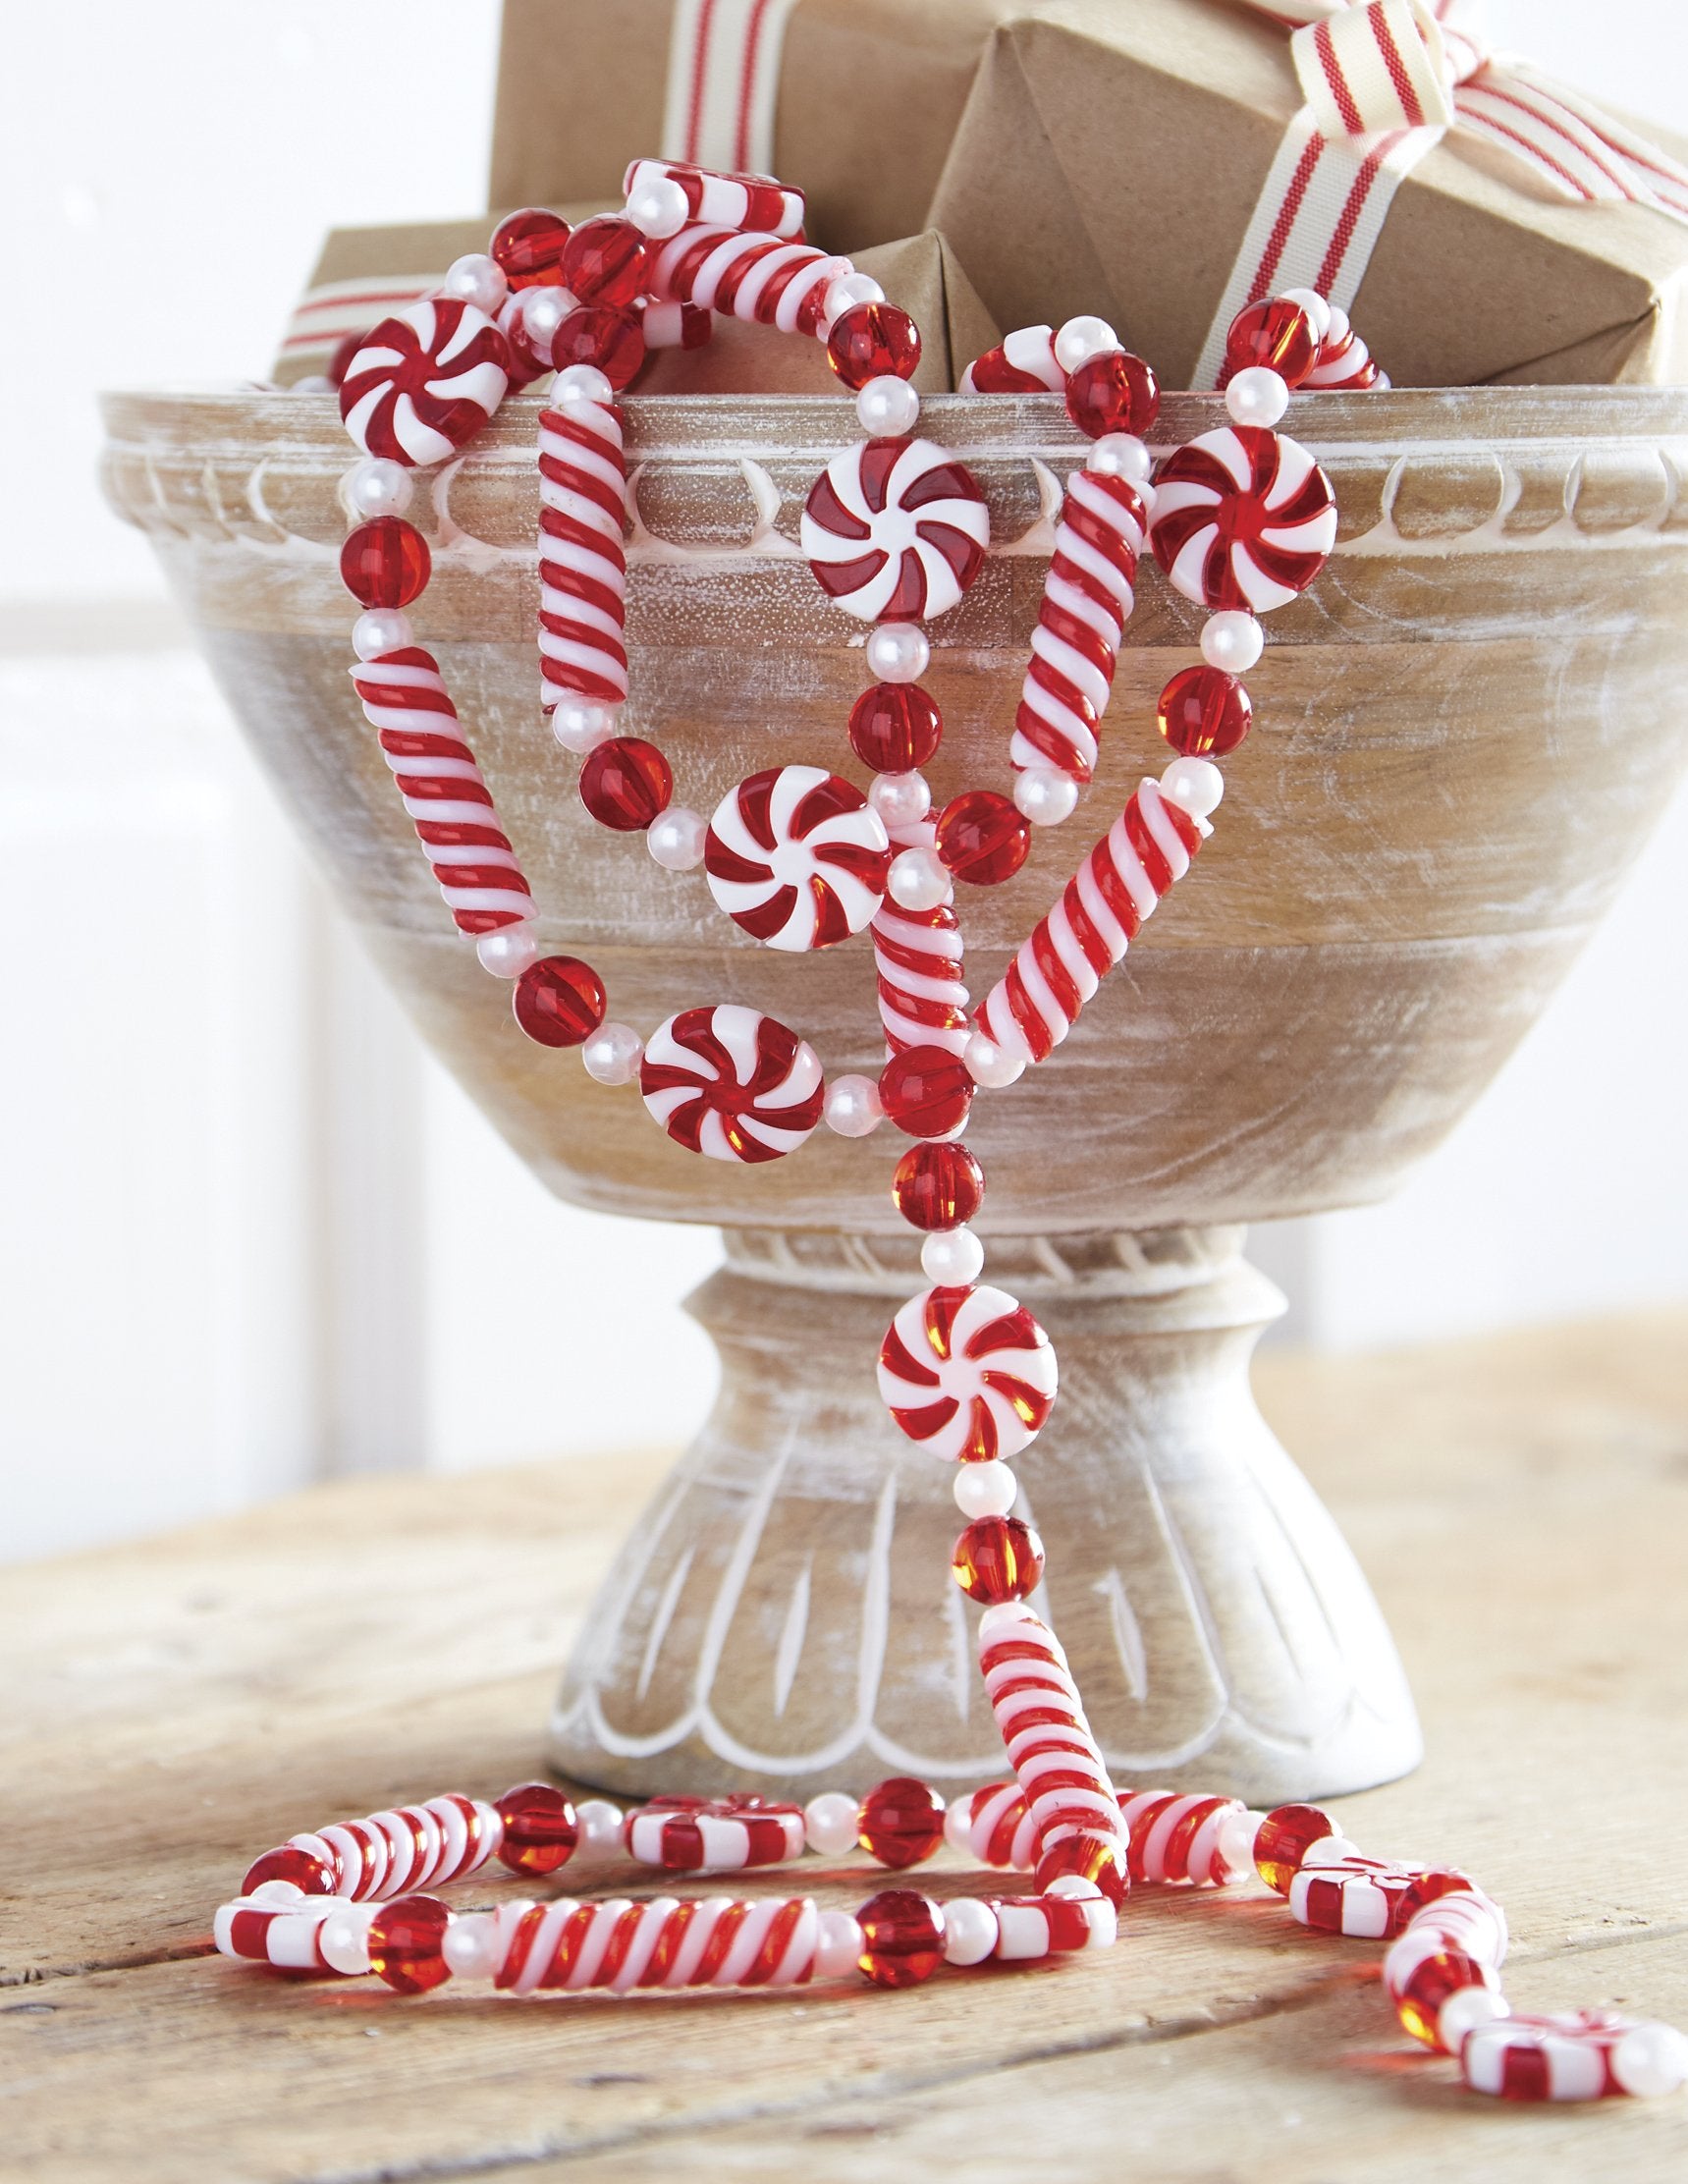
[2, 0, 1684, 1560]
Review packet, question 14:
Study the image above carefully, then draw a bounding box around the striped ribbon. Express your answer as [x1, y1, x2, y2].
[1193, 0, 1688, 385]
[659, 0, 802, 175]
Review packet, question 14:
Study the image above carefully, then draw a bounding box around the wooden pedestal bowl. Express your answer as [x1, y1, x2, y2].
[101, 382, 1688, 1804]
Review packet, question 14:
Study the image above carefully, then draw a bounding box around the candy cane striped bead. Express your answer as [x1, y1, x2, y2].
[1116, 1791, 1251, 1886]
[215, 1890, 345, 1970]
[536, 399, 628, 711]
[992, 1887, 1116, 1959]
[870, 818, 969, 1057]
[625, 1799, 806, 1872]
[1303, 303, 1383, 391]
[624, 158, 805, 239]
[1290, 1853, 1428, 1938]
[953, 1783, 1040, 1870]
[1010, 467, 1147, 784]
[351, 648, 538, 935]
[978, 1601, 1123, 1855]
[973, 778, 1207, 1065]
[1462, 2013, 1641, 2102]
[258, 1795, 503, 1902]
[960, 326, 1065, 395]
[648, 226, 852, 336]
[489, 1894, 819, 1993]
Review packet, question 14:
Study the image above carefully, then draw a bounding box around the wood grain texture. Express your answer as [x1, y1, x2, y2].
[5, 1316, 1688, 2184]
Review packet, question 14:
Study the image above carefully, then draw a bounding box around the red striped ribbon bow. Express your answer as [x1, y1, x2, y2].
[1195, 0, 1688, 384]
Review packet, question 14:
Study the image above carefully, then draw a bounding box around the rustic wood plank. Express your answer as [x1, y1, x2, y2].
[5, 1315, 1688, 2183]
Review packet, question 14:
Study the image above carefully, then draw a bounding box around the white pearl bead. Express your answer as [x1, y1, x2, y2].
[814, 1909, 865, 1981]
[1437, 1985, 1510, 2050]
[551, 698, 619, 753]
[824, 1073, 884, 1137]
[441, 1912, 502, 1981]
[1279, 286, 1333, 344]
[963, 1029, 1027, 1088]
[575, 1798, 624, 1858]
[318, 1902, 375, 1976]
[1216, 1805, 1263, 1881]
[868, 770, 931, 828]
[292, 373, 335, 395]
[954, 1459, 1016, 1519]
[443, 251, 509, 316]
[1086, 431, 1154, 486]
[475, 921, 540, 978]
[351, 608, 413, 661]
[555, 362, 614, 407]
[1012, 764, 1079, 826]
[1161, 756, 1225, 821]
[1611, 2021, 1688, 2099]
[346, 457, 413, 519]
[646, 805, 707, 870]
[864, 621, 929, 684]
[625, 175, 690, 240]
[942, 1898, 999, 1968]
[1225, 366, 1290, 429]
[855, 374, 920, 436]
[582, 1020, 643, 1086]
[943, 1795, 976, 1856]
[1044, 1874, 1102, 1901]
[977, 1599, 1033, 1643]
[520, 285, 573, 346]
[247, 1879, 305, 1906]
[922, 1226, 984, 1285]
[887, 846, 950, 911]
[1300, 1833, 1360, 1868]
[1200, 610, 1264, 674]
[1054, 314, 1119, 372]
[823, 272, 885, 327]
[803, 1790, 861, 1859]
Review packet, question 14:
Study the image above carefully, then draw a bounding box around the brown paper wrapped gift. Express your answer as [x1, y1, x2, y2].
[489, 0, 1688, 388]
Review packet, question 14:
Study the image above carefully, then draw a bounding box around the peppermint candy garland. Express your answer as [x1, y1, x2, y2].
[703, 766, 891, 951]
[1148, 423, 1337, 614]
[638, 1005, 825, 1163]
[801, 437, 990, 623]
[340, 298, 511, 465]
[878, 1283, 1059, 1463]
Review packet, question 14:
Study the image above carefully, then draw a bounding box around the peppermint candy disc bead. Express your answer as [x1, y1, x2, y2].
[340, 298, 511, 467]
[802, 438, 989, 623]
[1149, 426, 1336, 614]
[703, 766, 891, 951]
[878, 1283, 1058, 1462]
[639, 1006, 825, 1163]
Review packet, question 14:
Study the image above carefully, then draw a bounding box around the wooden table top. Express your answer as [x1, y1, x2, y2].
[6, 1314, 1688, 2183]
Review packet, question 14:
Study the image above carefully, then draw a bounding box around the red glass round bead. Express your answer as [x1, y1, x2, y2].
[856, 1777, 947, 1869]
[512, 956, 607, 1049]
[495, 1780, 581, 1876]
[952, 1514, 1045, 1604]
[893, 1140, 984, 1231]
[579, 737, 673, 831]
[490, 207, 572, 290]
[339, 517, 430, 609]
[551, 305, 646, 390]
[1034, 1832, 1129, 1908]
[242, 1843, 335, 1896]
[1395, 1948, 1500, 2050]
[367, 1893, 453, 1993]
[878, 1044, 974, 1139]
[1395, 1868, 1478, 1929]
[1254, 1803, 1335, 1894]
[935, 790, 1031, 887]
[1224, 297, 1319, 388]
[856, 1888, 946, 1988]
[847, 682, 943, 773]
[1064, 348, 1161, 440]
[327, 329, 367, 389]
[1156, 664, 1253, 757]
[562, 216, 649, 309]
[826, 300, 922, 390]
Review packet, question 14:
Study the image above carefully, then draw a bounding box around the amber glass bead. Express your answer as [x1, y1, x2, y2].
[579, 737, 673, 831]
[1253, 1803, 1335, 1894]
[562, 216, 649, 309]
[953, 1514, 1045, 1604]
[848, 682, 943, 772]
[496, 1780, 580, 1876]
[856, 1888, 946, 1987]
[857, 1777, 947, 1869]
[242, 1843, 335, 1896]
[513, 956, 607, 1048]
[339, 518, 430, 609]
[1064, 349, 1161, 440]
[491, 207, 572, 290]
[1034, 1831, 1129, 1908]
[367, 1893, 454, 1993]
[826, 300, 922, 390]
[1224, 297, 1319, 388]
[936, 791, 1031, 888]
[878, 1044, 974, 1139]
[552, 305, 645, 390]
[1157, 664, 1252, 757]
[1395, 1947, 1499, 2049]
[893, 1140, 984, 1231]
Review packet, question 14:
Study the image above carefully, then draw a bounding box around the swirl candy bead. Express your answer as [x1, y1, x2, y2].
[878, 1283, 1058, 1462]
[802, 437, 990, 623]
[352, 649, 538, 936]
[339, 298, 511, 466]
[1011, 467, 1147, 784]
[1150, 426, 1337, 613]
[536, 398, 628, 711]
[639, 1005, 825, 1163]
[978, 1601, 1124, 1856]
[703, 766, 892, 950]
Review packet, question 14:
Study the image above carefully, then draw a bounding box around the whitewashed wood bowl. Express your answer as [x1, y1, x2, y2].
[101, 383, 1688, 1804]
